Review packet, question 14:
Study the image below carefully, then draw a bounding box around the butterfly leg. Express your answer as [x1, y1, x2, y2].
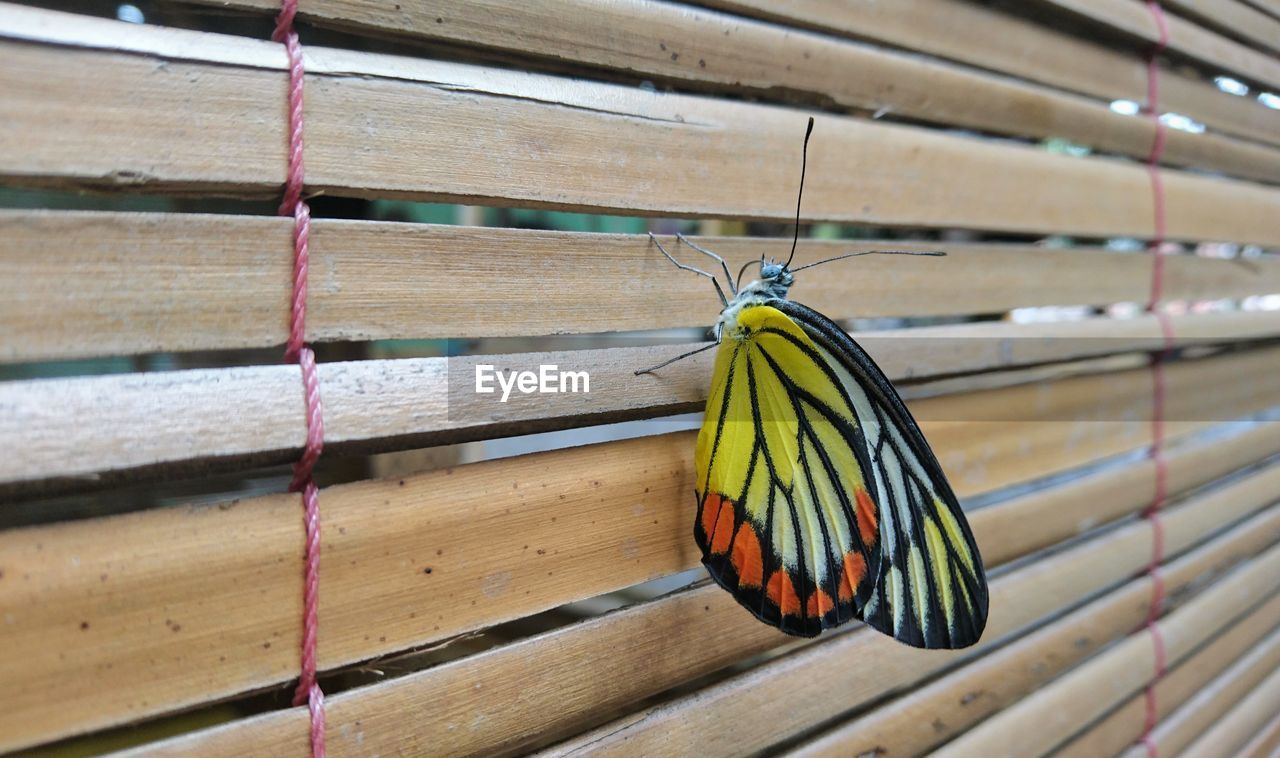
[675, 233, 737, 295]
[649, 232, 728, 306]
[633, 341, 718, 376]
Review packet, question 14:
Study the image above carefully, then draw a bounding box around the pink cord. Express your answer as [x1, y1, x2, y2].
[1139, 3, 1170, 755]
[273, 1, 327, 754]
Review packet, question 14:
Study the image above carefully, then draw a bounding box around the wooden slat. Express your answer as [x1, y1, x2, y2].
[132, 496, 1280, 757]
[5, 316, 1280, 492]
[1245, 0, 1280, 19]
[936, 557, 1280, 755]
[171, 0, 1280, 182]
[539, 486, 1280, 757]
[1162, 0, 1280, 55]
[6, 218, 1280, 361]
[1239, 711, 1280, 758]
[1032, 0, 1280, 90]
[2, 7, 1280, 243]
[1135, 632, 1280, 755]
[137, 416, 1279, 757]
[1057, 618, 1280, 757]
[13, 212, 1280, 362]
[701, 0, 1280, 149]
[792, 530, 1280, 758]
[4, 388, 1278, 751]
[1177, 667, 1280, 758]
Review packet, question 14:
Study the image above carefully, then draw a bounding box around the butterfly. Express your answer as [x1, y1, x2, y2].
[639, 117, 988, 647]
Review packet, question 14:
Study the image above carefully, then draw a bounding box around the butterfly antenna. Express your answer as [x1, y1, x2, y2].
[789, 249, 946, 273]
[783, 116, 815, 271]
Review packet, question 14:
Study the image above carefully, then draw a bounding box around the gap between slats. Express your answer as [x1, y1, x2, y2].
[130, 496, 1280, 757]
[4, 315, 1280, 492]
[2, 7, 1280, 242]
[2, 401, 1278, 753]
[546, 533, 1280, 757]
[1057, 615, 1280, 756]
[160, 0, 1280, 183]
[699, 0, 1280, 149]
[4, 214, 1280, 363]
[1028, 0, 1280, 90]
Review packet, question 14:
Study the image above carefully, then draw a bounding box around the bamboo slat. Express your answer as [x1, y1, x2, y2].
[1057, 620, 1280, 757]
[935, 555, 1280, 756]
[701, 0, 1280, 149]
[169, 0, 1280, 182]
[1132, 630, 1280, 756]
[6, 319, 1280, 492]
[538, 483, 1280, 757]
[790, 519, 1280, 758]
[1032, 0, 1280, 90]
[1178, 667, 1280, 758]
[1238, 711, 1280, 758]
[1162, 0, 1280, 54]
[131, 499, 1280, 758]
[15, 212, 1280, 363]
[178, 416, 1280, 758]
[4, 401, 1278, 751]
[1245, 0, 1280, 19]
[2, 7, 1280, 242]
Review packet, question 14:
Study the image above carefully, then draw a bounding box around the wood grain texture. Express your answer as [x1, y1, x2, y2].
[701, 0, 1280, 149]
[15, 212, 1280, 362]
[1238, 711, 1280, 758]
[131, 498, 1280, 758]
[4, 392, 1278, 751]
[540, 480, 1280, 757]
[935, 550, 1280, 757]
[171, 0, 1280, 182]
[2, 7, 1280, 242]
[1162, 0, 1280, 55]
[1032, 0, 1280, 90]
[1131, 631, 1280, 756]
[5, 315, 1280, 490]
[792, 515, 1280, 758]
[1178, 667, 1280, 758]
[1057, 614, 1280, 758]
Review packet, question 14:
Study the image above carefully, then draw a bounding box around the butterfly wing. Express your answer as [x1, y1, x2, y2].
[694, 301, 988, 647]
[774, 299, 988, 648]
[695, 304, 885, 637]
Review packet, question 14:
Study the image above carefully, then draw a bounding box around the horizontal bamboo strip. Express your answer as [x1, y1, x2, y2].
[1033, 0, 1280, 90]
[2, 7, 1280, 242]
[1239, 711, 1280, 758]
[15, 213, 1280, 362]
[170, 0, 1280, 182]
[1162, 0, 1280, 54]
[1058, 617, 1280, 757]
[1179, 667, 1280, 757]
[1247, 0, 1280, 18]
[132, 494, 1280, 757]
[1133, 628, 1280, 755]
[6, 316, 1279, 491]
[538, 472, 1280, 756]
[975, 420, 1280, 567]
[936, 550, 1280, 755]
[4, 387, 1278, 751]
[701, 0, 1280, 149]
[790, 514, 1280, 758]
[113, 423, 1280, 755]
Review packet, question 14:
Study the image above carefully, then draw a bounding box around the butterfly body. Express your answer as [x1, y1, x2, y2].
[693, 261, 988, 647]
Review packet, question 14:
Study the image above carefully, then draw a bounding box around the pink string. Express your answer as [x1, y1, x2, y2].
[273, 1, 327, 754]
[1138, 3, 1171, 755]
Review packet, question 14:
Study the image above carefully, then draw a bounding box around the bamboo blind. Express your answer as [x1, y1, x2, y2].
[1, 0, 1278, 755]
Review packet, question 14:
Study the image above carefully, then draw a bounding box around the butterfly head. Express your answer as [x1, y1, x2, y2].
[734, 256, 795, 302]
